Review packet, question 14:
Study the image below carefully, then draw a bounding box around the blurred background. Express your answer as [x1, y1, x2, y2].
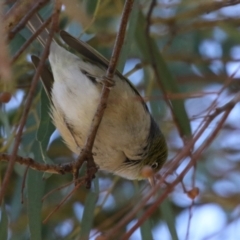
[1, 0, 240, 239]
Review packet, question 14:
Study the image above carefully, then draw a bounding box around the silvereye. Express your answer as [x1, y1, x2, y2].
[28, 14, 168, 181]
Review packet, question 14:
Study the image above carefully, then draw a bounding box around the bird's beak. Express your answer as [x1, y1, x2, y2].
[148, 176, 155, 187]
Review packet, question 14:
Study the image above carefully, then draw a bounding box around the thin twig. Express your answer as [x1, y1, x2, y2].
[121, 108, 232, 239]
[42, 179, 77, 202]
[74, 0, 134, 187]
[0, 153, 73, 174]
[11, 15, 52, 64]
[1, 89, 238, 201]
[0, 1, 12, 86]
[4, 0, 35, 26]
[104, 90, 238, 239]
[145, 0, 184, 139]
[7, 0, 50, 40]
[42, 178, 85, 224]
[0, 1, 61, 204]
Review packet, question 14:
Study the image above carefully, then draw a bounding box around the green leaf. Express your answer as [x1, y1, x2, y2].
[0, 203, 8, 240]
[160, 200, 179, 240]
[117, 0, 139, 73]
[0, 109, 11, 141]
[37, 88, 55, 165]
[9, 33, 26, 56]
[27, 170, 45, 240]
[135, 11, 192, 138]
[79, 180, 98, 240]
[39, 2, 54, 20]
[21, 106, 39, 155]
[36, 88, 54, 146]
[133, 181, 153, 240]
[27, 141, 45, 240]
[140, 218, 153, 240]
[10, 176, 23, 222]
[85, 0, 99, 15]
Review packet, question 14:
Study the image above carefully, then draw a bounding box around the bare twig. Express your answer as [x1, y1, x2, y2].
[11, 15, 52, 64]
[73, 0, 134, 187]
[6, 0, 50, 40]
[1, 0, 238, 228]
[42, 179, 77, 202]
[0, 1, 61, 204]
[0, 1, 12, 86]
[42, 178, 85, 224]
[103, 89, 238, 239]
[121, 108, 233, 240]
[0, 153, 73, 174]
[4, 0, 35, 26]
[145, 0, 186, 139]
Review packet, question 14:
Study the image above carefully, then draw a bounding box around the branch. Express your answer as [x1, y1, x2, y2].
[0, 153, 73, 174]
[145, 0, 187, 140]
[6, 0, 50, 41]
[104, 90, 239, 239]
[73, 0, 134, 187]
[122, 105, 233, 239]
[11, 15, 52, 64]
[0, 1, 61, 204]
[0, 1, 12, 86]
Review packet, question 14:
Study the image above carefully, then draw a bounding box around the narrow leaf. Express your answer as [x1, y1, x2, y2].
[37, 88, 55, 146]
[160, 200, 179, 240]
[27, 141, 45, 240]
[140, 218, 153, 240]
[79, 185, 98, 240]
[37, 88, 55, 164]
[117, 0, 139, 72]
[0, 203, 8, 240]
[135, 11, 192, 138]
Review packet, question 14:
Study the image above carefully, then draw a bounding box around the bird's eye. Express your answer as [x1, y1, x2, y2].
[151, 162, 158, 170]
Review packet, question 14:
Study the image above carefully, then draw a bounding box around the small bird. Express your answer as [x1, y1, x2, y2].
[28, 14, 168, 181]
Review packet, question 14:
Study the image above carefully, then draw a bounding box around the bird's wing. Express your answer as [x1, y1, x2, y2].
[31, 55, 53, 102]
[60, 30, 148, 111]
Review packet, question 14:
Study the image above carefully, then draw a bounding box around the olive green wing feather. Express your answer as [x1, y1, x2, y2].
[60, 31, 109, 68]
[60, 31, 148, 111]
[31, 55, 53, 103]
